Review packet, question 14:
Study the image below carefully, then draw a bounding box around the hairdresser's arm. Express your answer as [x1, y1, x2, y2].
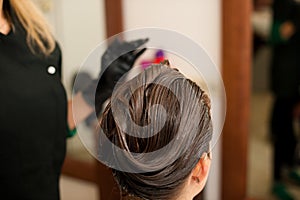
[67, 38, 148, 133]
[294, 102, 300, 119]
[67, 92, 93, 130]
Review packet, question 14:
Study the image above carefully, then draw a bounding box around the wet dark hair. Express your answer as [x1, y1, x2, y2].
[99, 64, 212, 200]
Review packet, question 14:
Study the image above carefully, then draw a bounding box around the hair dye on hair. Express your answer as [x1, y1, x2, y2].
[99, 64, 213, 200]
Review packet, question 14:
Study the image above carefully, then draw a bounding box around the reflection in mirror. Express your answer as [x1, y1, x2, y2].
[249, 0, 300, 199]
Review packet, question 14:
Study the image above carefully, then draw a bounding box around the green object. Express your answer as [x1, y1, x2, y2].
[288, 170, 300, 186]
[67, 125, 77, 138]
[269, 21, 288, 45]
[272, 182, 295, 200]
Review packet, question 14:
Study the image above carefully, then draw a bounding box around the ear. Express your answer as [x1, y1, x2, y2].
[191, 153, 211, 186]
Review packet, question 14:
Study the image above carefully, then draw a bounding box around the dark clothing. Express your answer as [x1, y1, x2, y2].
[270, 0, 300, 181]
[0, 13, 67, 199]
[271, 0, 300, 98]
[271, 43, 300, 97]
[271, 97, 299, 180]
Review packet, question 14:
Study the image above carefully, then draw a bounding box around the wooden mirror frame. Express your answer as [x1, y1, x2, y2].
[221, 0, 252, 199]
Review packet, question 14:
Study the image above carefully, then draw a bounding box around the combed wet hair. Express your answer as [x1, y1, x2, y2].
[99, 64, 212, 200]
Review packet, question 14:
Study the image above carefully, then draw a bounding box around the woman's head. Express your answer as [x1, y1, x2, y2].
[100, 64, 213, 199]
[3, 0, 55, 55]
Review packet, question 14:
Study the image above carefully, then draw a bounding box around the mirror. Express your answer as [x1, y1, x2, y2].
[249, 0, 300, 199]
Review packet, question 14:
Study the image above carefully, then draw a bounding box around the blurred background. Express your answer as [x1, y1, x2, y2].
[250, 0, 300, 199]
[32, 0, 300, 199]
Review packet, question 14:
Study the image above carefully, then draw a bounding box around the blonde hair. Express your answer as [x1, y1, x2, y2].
[6, 0, 55, 56]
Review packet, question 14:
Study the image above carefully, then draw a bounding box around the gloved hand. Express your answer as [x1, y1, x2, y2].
[81, 38, 148, 116]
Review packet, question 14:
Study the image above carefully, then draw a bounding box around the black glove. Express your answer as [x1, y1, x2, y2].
[81, 38, 148, 116]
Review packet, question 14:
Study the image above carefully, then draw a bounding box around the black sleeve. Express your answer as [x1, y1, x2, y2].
[55, 42, 63, 79]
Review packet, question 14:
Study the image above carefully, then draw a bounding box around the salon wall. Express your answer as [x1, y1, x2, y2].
[43, 0, 107, 96]
[122, 0, 222, 199]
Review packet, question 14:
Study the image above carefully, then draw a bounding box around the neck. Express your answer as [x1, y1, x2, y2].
[173, 185, 195, 200]
[0, 0, 10, 35]
[174, 191, 194, 200]
[0, 0, 4, 20]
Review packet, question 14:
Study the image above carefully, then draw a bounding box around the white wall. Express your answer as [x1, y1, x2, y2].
[122, 0, 222, 199]
[123, 0, 220, 68]
[50, 0, 106, 96]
